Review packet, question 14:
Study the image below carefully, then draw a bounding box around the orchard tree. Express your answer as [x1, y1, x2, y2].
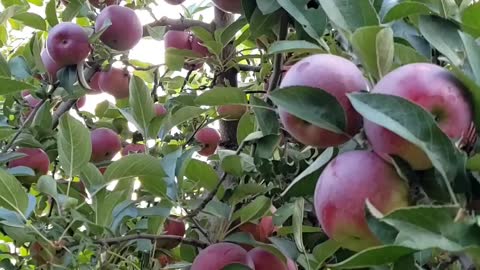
[2, 0, 480, 269]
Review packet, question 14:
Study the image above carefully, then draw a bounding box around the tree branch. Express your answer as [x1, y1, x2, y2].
[268, 13, 289, 93]
[238, 64, 261, 72]
[143, 17, 214, 37]
[95, 234, 208, 248]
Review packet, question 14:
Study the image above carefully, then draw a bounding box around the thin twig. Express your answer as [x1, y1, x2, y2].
[184, 118, 208, 147]
[238, 64, 261, 72]
[95, 234, 208, 248]
[267, 13, 289, 93]
[181, 68, 194, 92]
[151, 67, 159, 102]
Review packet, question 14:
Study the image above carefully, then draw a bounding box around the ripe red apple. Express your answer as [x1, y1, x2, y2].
[278, 54, 367, 148]
[363, 63, 473, 170]
[157, 253, 173, 267]
[90, 128, 122, 162]
[164, 30, 191, 50]
[157, 217, 186, 249]
[191, 242, 255, 270]
[95, 6, 143, 51]
[8, 148, 50, 175]
[154, 103, 167, 117]
[239, 216, 276, 243]
[217, 105, 246, 120]
[88, 72, 102, 94]
[191, 36, 210, 57]
[89, 0, 117, 8]
[46, 22, 90, 66]
[247, 247, 293, 270]
[98, 68, 130, 99]
[164, 0, 185, 4]
[287, 258, 298, 270]
[314, 151, 409, 251]
[194, 127, 221, 156]
[24, 94, 41, 108]
[76, 96, 86, 109]
[212, 0, 243, 13]
[121, 144, 146, 156]
[41, 50, 62, 82]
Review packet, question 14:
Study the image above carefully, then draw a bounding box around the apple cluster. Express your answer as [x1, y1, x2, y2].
[276, 54, 473, 251]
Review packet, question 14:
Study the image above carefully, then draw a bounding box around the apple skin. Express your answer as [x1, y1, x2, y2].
[212, 0, 243, 13]
[191, 242, 255, 270]
[239, 216, 275, 243]
[76, 96, 86, 109]
[8, 148, 50, 176]
[46, 22, 91, 66]
[217, 105, 246, 120]
[164, 0, 185, 4]
[194, 127, 221, 156]
[191, 36, 210, 57]
[95, 6, 143, 51]
[156, 218, 186, 249]
[287, 258, 298, 270]
[314, 150, 409, 251]
[24, 94, 41, 108]
[88, 72, 103, 94]
[278, 54, 367, 148]
[121, 144, 146, 156]
[248, 247, 291, 270]
[90, 128, 122, 162]
[98, 68, 130, 99]
[364, 63, 473, 170]
[89, 0, 118, 8]
[154, 103, 167, 117]
[41, 50, 62, 82]
[164, 30, 191, 50]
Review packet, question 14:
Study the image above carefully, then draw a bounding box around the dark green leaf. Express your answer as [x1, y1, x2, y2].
[0, 76, 34, 95]
[195, 87, 247, 106]
[220, 17, 247, 45]
[58, 65, 78, 94]
[236, 112, 256, 145]
[251, 96, 279, 136]
[129, 76, 155, 137]
[248, 8, 280, 38]
[268, 40, 323, 54]
[60, 0, 82, 21]
[0, 168, 29, 214]
[318, 0, 379, 32]
[277, 0, 327, 39]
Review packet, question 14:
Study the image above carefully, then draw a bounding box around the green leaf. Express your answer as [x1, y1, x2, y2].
[195, 87, 247, 106]
[37, 175, 59, 202]
[160, 106, 206, 138]
[12, 12, 46, 31]
[382, 2, 431, 23]
[237, 113, 256, 145]
[79, 163, 105, 193]
[60, 0, 82, 22]
[318, 0, 379, 32]
[185, 159, 224, 199]
[45, 0, 58, 27]
[450, 67, 480, 130]
[0, 168, 29, 215]
[328, 245, 417, 269]
[248, 8, 280, 39]
[146, 25, 166, 41]
[292, 197, 306, 253]
[250, 96, 279, 136]
[277, 0, 327, 39]
[220, 18, 247, 45]
[0, 77, 34, 95]
[348, 93, 459, 183]
[256, 0, 280, 14]
[351, 26, 394, 80]
[32, 101, 52, 130]
[459, 31, 480, 83]
[0, 5, 28, 25]
[268, 40, 323, 54]
[58, 65, 78, 94]
[462, 2, 480, 37]
[0, 54, 10, 77]
[222, 264, 253, 270]
[57, 113, 92, 178]
[394, 43, 429, 65]
[269, 86, 346, 134]
[232, 195, 271, 223]
[312, 240, 340, 267]
[8, 56, 31, 80]
[129, 76, 155, 137]
[104, 154, 167, 198]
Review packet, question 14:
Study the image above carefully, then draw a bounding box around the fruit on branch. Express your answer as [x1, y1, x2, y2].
[46, 22, 91, 66]
[314, 151, 409, 251]
[29, 241, 57, 266]
[76, 96, 86, 109]
[247, 247, 294, 270]
[90, 128, 122, 162]
[191, 242, 255, 270]
[89, 0, 118, 8]
[154, 103, 167, 117]
[157, 217, 186, 249]
[121, 144, 146, 156]
[164, 30, 191, 50]
[23, 94, 41, 108]
[194, 127, 221, 156]
[212, 0, 243, 13]
[239, 216, 276, 243]
[41, 50, 62, 82]
[88, 72, 102, 94]
[278, 54, 367, 148]
[157, 253, 173, 267]
[363, 63, 473, 170]
[191, 36, 210, 57]
[95, 5, 143, 51]
[164, 0, 185, 5]
[8, 148, 50, 176]
[217, 105, 247, 120]
[98, 67, 131, 99]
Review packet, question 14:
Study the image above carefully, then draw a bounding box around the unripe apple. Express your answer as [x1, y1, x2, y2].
[8, 148, 50, 176]
[212, 0, 243, 13]
[90, 128, 122, 162]
[191, 242, 255, 270]
[95, 6, 143, 51]
[89, 0, 118, 8]
[164, 30, 191, 50]
[278, 54, 367, 148]
[314, 151, 409, 251]
[164, 0, 185, 4]
[46, 22, 90, 66]
[194, 127, 221, 156]
[217, 105, 246, 120]
[88, 72, 102, 94]
[41, 50, 62, 82]
[247, 247, 292, 270]
[121, 144, 146, 156]
[157, 217, 186, 249]
[98, 68, 130, 99]
[364, 63, 473, 170]
[154, 103, 167, 117]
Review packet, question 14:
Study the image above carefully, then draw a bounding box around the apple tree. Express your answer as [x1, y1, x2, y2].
[1, 0, 480, 269]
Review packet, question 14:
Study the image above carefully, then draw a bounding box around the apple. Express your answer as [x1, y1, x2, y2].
[191, 242, 255, 270]
[154, 103, 167, 117]
[88, 72, 103, 94]
[41, 50, 62, 82]
[89, 0, 118, 8]
[217, 105, 246, 120]
[278, 54, 367, 148]
[157, 217, 186, 249]
[121, 144, 146, 156]
[194, 127, 221, 156]
[157, 253, 173, 267]
[212, 0, 243, 13]
[248, 247, 294, 270]
[46, 22, 90, 66]
[90, 128, 122, 162]
[24, 94, 41, 108]
[239, 216, 276, 243]
[363, 63, 473, 170]
[164, 0, 185, 4]
[164, 30, 191, 50]
[76, 96, 86, 109]
[98, 68, 130, 99]
[191, 36, 210, 57]
[314, 150, 409, 251]
[8, 148, 50, 175]
[95, 5, 143, 51]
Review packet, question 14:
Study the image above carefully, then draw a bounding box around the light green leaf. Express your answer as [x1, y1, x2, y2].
[0, 77, 34, 95]
[129, 76, 155, 137]
[195, 87, 247, 106]
[318, 0, 379, 32]
[45, 0, 58, 27]
[277, 0, 327, 39]
[12, 13, 46, 31]
[185, 159, 224, 199]
[0, 168, 29, 215]
[268, 40, 323, 54]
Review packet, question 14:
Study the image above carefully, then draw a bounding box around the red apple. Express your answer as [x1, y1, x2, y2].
[95, 5, 143, 51]
[90, 128, 122, 162]
[156, 217, 186, 249]
[217, 105, 246, 120]
[157, 253, 173, 267]
[154, 103, 167, 117]
[46, 22, 90, 66]
[363, 63, 473, 170]
[89, 0, 118, 8]
[8, 148, 50, 176]
[278, 54, 367, 148]
[98, 68, 130, 99]
[121, 144, 146, 156]
[314, 151, 409, 251]
[194, 127, 221, 156]
[247, 247, 291, 270]
[88, 72, 102, 94]
[41, 50, 62, 82]
[76, 96, 86, 109]
[164, 30, 191, 50]
[191, 36, 210, 57]
[212, 0, 243, 13]
[164, 0, 185, 4]
[191, 242, 255, 270]
[239, 216, 276, 243]
[23, 94, 41, 108]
